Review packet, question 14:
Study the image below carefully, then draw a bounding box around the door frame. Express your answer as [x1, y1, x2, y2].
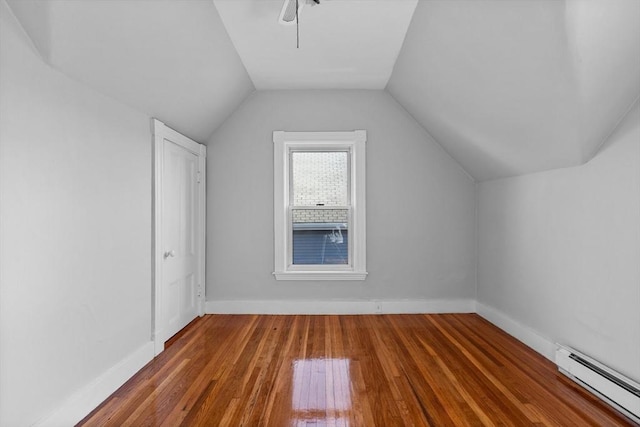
[152, 118, 206, 356]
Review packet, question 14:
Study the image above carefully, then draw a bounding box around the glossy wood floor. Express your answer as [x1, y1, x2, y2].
[78, 314, 635, 426]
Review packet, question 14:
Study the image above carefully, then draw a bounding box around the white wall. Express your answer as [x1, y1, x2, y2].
[477, 101, 640, 380]
[206, 90, 476, 305]
[0, 3, 152, 425]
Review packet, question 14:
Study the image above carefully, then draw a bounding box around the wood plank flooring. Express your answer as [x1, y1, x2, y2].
[77, 314, 636, 426]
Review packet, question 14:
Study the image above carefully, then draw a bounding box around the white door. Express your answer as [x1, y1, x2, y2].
[153, 119, 206, 353]
[162, 139, 199, 340]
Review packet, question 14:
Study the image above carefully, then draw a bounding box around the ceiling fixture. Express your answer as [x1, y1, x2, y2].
[279, 0, 321, 48]
[279, 0, 303, 25]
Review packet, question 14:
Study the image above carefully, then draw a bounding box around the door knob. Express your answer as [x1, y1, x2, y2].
[164, 250, 175, 259]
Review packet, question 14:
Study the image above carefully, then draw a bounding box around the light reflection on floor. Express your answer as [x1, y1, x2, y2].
[291, 358, 351, 427]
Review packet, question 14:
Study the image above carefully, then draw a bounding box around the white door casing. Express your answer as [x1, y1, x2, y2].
[153, 119, 206, 356]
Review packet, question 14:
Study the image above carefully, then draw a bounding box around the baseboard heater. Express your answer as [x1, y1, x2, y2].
[556, 344, 640, 424]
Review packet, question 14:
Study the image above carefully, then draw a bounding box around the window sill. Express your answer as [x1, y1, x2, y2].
[273, 271, 368, 281]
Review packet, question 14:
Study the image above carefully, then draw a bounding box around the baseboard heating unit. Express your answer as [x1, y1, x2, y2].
[556, 344, 640, 424]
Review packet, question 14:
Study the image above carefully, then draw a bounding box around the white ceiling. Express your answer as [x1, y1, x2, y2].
[6, 0, 254, 143]
[387, 0, 640, 181]
[5, 0, 640, 180]
[214, 0, 418, 90]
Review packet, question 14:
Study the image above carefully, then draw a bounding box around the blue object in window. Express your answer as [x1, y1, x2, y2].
[292, 223, 348, 265]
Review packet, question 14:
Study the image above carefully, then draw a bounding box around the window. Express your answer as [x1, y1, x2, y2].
[273, 131, 367, 280]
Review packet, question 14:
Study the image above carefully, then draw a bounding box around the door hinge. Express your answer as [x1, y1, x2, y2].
[197, 171, 201, 183]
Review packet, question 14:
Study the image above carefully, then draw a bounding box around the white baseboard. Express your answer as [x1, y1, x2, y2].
[206, 298, 476, 315]
[476, 302, 556, 362]
[34, 341, 155, 427]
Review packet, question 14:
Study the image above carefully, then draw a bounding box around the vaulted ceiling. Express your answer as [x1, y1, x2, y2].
[6, 0, 640, 181]
[213, 0, 418, 89]
[6, 0, 254, 142]
[388, 0, 640, 180]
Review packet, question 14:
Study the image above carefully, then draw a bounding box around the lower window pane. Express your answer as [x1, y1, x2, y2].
[292, 209, 348, 265]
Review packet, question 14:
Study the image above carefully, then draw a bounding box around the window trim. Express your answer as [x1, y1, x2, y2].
[273, 130, 367, 281]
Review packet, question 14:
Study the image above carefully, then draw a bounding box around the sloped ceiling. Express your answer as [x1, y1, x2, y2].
[6, 0, 254, 143]
[213, 0, 418, 89]
[5, 0, 640, 180]
[387, 0, 640, 181]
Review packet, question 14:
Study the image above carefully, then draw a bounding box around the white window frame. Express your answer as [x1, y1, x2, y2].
[273, 130, 367, 280]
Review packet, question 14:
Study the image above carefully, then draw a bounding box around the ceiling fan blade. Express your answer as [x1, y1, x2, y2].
[279, 0, 303, 25]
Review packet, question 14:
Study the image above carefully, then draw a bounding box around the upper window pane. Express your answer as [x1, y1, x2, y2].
[291, 151, 348, 207]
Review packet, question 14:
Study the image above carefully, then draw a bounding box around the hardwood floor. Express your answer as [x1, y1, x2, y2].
[78, 314, 635, 426]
